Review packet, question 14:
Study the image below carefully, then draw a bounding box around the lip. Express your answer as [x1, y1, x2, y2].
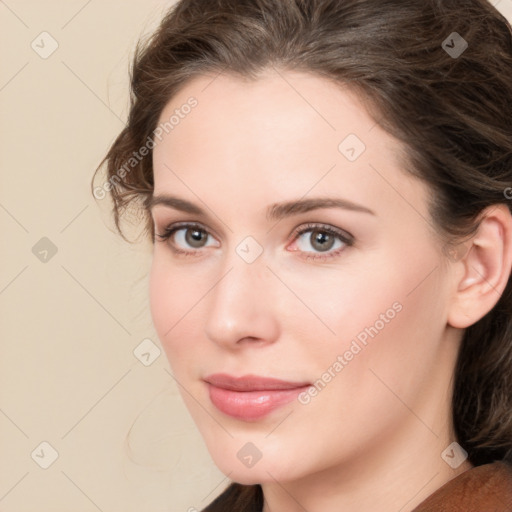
[204, 373, 311, 421]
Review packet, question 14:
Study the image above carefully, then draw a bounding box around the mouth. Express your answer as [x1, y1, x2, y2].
[203, 373, 311, 421]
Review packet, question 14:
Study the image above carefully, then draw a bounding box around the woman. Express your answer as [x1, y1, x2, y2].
[92, 0, 512, 510]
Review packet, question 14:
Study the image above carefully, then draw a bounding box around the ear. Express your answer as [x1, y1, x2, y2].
[447, 204, 512, 329]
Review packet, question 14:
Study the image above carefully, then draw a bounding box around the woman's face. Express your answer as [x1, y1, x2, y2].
[149, 70, 460, 484]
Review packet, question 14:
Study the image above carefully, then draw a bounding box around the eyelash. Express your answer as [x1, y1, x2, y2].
[155, 222, 354, 262]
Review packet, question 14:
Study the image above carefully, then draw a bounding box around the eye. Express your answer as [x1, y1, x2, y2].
[155, 221, 354, 261]
[289, 223, 354, 261]
[155, 222, 219, 256]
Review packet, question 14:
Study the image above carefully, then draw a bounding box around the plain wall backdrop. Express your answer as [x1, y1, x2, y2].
[1, 0, 512, 511]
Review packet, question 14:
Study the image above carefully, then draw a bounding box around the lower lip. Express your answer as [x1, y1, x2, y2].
[207, 384, 310, 421]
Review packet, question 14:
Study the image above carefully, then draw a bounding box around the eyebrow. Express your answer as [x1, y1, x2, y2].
[147, 194, 375, 222]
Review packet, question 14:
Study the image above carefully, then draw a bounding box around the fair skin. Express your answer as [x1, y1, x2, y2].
[148, 69, 512, 512]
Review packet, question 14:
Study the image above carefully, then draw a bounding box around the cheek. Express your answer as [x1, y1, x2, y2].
[298, 242, 446, 377]
[149, 254, 212, 378]
[315, 248, 447, 409]
[148, 256, 187, 360]
[148, 257, 168, 337]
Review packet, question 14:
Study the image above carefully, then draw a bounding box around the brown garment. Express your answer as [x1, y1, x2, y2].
[204, 461, 512, 511]
[412, 461, 512, 511]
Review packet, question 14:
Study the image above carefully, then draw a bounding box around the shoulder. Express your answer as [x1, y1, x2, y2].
[412, 461, 512, 512]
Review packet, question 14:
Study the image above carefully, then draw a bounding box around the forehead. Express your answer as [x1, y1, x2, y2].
[154, 69, 385, 163]
[151, 69, 429, 225]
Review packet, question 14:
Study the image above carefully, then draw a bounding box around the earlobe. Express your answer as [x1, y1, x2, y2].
[447, 204, 512, 329]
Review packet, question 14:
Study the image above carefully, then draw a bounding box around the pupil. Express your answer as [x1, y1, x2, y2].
[312, 230, 334, 252]
[187, 229, 205, 247]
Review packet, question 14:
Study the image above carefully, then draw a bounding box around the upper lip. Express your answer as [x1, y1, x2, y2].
[204, 373, 311, 391]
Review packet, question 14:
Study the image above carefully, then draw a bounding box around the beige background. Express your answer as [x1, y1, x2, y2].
[1, 1, 511, 511]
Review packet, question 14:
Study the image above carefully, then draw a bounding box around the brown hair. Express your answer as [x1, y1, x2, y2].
[92, 0, 512, 508]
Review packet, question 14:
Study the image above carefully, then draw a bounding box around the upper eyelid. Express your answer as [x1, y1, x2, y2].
[155, 219, 218, 239]
[296, 222, 353, 238]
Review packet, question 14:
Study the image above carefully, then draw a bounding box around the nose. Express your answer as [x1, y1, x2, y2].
[203, 255, 280, 350]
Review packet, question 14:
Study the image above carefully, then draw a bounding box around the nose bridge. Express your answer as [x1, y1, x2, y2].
[212, 233, 270, 309]
[203, 244, 279, 346]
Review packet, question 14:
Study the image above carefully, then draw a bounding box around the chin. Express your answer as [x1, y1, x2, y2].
[210, 449, 299, 485]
